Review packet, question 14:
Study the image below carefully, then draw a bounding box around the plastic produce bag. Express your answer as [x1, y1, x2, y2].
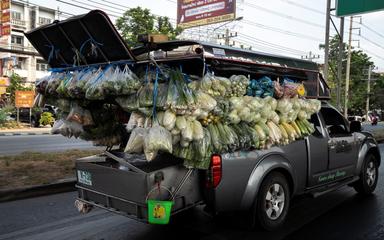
[46, 72, 66, 96]
[163, 110, 177, 131]
[68, 68, 95, 98]
[85, 67, 113, 100]
[115, 93, 139, 112]
[181, 120, 193, 142]
[191, 120, 204, 140]
[138, 84, 154, 107]
[274, 81, 284, 99]
[144, 125, 172, 161]
[125, 127, 147, 153]
[195, 91, 217, 111]
[283, 78, 300, 98]
[51, 119, 64, 134]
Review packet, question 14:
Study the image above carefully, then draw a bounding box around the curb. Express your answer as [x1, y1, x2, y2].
[0, 179, 76, 203]
[0, 132, 53, 136]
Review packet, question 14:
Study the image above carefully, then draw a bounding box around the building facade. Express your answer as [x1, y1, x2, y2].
[0, 1, 59, 86]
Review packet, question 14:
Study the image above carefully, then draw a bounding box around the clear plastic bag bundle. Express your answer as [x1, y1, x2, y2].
[68, 68, 95, 98]
[85, 67, 113, 100]
[46, 72, 66, 96]
[144, 125, 173, 161]
[124, 127, 147, 153]
[138, 83, 154, 107]
[126, 112, 145, 132]
[66, 103, 94, 126]
[115, 93, 139, 112]
[283, 78, 300, 98]
[57, 71, 78, 97]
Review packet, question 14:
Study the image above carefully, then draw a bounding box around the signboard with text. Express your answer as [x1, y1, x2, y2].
[1, 0, 10, 11]
[0, 86, 6, 94]
[15, 91, 35, 108]
[1, 11, 10, 23]
[1, 24, 10, 36]
[177, 0, 236, 29]
[0, 77, 9, 86]
[336, 0, 384, 16]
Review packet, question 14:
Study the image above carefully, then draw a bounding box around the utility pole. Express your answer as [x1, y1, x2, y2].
[225, 28, 230, 46]
[366, 65, 372, 121]
[336, 17, 344, 110]
[344, 16, 353, 118]
[323, 0, 331, 81]
[301, 51, 320, 61]
[218, 28, 238, 46]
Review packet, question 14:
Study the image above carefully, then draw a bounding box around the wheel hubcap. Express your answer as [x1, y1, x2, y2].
[265, 183, 285, 220]
[366, 161, 376, 187]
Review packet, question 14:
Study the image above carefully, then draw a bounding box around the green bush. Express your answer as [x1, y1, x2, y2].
[39, 112, 55, 126]
[0, 109, 7, 124]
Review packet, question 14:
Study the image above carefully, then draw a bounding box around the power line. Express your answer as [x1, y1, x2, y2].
[279, 0, 325, 15]
[67, 0, 124, 16]
[243, 19, 323, 41]
[56, 0, 121, 18]
[360, 22, 384, 40]
[243, 2, 324, 29]
[237, 33, 308, 55]
[360, 35, 384, 52]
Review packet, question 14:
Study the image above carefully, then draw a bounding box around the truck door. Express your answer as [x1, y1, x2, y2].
[320, 107, 358, 177]
[307, 113, 329, 187]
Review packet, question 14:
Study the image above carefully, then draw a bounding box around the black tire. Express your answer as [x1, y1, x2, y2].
[353, 154, 378, 195]
[253, 172, 290, 231]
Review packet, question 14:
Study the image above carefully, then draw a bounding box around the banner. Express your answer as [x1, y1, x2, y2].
[177, 0, 236, 29]
[1, 0, 10, 11]
[15, 91, 35, 108]
[0, 77, 9, 86]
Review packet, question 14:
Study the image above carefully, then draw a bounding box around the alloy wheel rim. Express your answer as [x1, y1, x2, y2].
[265, 183, 285, 220]
[366, 161, 376, 187]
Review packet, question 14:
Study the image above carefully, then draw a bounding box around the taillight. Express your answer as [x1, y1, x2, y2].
[206, 154, 222, 188]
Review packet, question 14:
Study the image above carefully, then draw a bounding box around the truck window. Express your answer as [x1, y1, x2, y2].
[320, 107, 349, 136]
[309, 113, 322, 137]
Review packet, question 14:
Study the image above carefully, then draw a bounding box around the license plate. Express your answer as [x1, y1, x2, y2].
[77, 170, 92, 186]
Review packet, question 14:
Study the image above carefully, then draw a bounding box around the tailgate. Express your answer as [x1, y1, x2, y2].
[75, 152, 203, 221]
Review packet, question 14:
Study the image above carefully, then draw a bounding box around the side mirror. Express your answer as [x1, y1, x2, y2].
[350, 120, 362, 133]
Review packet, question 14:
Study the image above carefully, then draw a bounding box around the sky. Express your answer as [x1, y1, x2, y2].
[26, 0, 384, 72]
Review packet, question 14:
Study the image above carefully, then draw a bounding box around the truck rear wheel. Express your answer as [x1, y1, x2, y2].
[254, 172, 290, 231]
[353, 154, 378, 195]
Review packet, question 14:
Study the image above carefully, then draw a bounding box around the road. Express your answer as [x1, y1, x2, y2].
[0, 135, 102, 156]
[0, 145, 383, 240]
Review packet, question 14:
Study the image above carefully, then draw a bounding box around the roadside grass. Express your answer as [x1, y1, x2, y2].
[0, 149, 101, 189]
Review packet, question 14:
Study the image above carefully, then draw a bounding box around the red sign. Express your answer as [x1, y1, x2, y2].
[177, 0, 236, 29]
[1, 0, 10, 11]
[1, 11, 10, 23]
[1, 24, 10, 36]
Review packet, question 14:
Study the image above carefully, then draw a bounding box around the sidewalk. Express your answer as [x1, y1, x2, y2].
[0, 126, 52, 136]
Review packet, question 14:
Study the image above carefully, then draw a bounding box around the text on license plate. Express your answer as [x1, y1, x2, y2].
[77, 170, 92, 186]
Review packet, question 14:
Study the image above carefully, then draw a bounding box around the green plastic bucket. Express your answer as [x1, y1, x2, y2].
[147, 200, 173, 224]
[146, 186, 174, 225]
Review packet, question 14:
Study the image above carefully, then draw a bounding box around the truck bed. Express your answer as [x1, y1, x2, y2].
[75, 151, 204, 222]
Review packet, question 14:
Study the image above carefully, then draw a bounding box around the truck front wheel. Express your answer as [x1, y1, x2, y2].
[254, 172, 290, 231]
[353, 154, 378, 195]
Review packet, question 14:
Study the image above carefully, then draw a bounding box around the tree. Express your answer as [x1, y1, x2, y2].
[325, 35, 383, 114]
[6, 73, 33, 104]
[116, 7, 182, 47]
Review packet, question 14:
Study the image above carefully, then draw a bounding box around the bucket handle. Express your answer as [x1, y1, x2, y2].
[145, 185, 175, 203]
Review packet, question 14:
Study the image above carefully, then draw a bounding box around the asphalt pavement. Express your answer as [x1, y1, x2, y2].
[0, 135, 102, 156]
[0, 145, 383, 240]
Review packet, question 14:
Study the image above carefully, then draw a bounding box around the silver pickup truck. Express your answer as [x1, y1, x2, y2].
[75, 102, 380, 230]
[23, 10, 380, 230]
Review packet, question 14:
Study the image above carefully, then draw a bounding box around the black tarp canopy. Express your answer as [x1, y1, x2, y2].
[25, 10, 135, 68]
